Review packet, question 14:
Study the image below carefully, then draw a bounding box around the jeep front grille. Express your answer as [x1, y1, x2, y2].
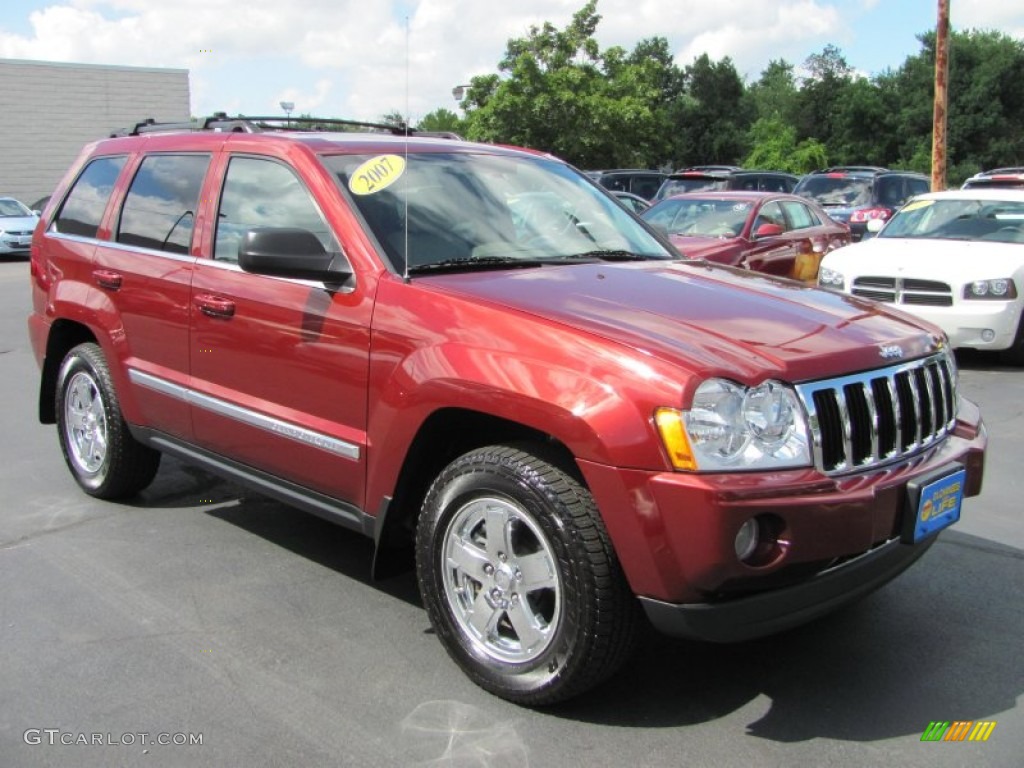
[795, 352, 957, 474]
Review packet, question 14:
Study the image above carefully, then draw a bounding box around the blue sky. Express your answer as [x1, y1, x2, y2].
[1, 1, 1021, 122]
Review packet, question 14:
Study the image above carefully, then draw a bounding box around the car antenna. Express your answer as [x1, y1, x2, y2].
[402, 14, 411, 283]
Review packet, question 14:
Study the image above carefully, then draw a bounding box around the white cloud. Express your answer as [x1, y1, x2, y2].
[1, 0, 1021, 122]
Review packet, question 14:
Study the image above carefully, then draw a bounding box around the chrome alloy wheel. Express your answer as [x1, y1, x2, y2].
[441, 496, 561, 665]
[62, 371, 108, 475]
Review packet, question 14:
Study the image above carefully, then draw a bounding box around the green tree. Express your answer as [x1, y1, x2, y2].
[794, 44, 854, 152]
[671, 54, 751, 166]
[746, 59, 799, 126]
[461, 1, 686, 169]
[883, 29, 1024, 182]
[742, 116, 827, 173]
[417, 108, 464, 134]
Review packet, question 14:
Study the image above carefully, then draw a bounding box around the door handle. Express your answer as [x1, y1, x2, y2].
[194, 294, 236, 318]
[92, 269, 123, 290]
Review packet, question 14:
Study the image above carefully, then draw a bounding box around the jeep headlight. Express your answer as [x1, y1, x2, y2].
[657, 379, 811, 471]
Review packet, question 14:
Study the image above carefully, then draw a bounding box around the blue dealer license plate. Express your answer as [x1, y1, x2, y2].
[904, 465, 965, 544]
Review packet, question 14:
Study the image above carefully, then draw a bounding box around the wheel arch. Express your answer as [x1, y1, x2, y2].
[38, 319, 98, 424]
[370, 407, 579, 579]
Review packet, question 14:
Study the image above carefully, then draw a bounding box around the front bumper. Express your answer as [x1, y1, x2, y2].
[639, 533, 934, 641]
[577, 399, 985, 642]
[893, 300, 1022, 352]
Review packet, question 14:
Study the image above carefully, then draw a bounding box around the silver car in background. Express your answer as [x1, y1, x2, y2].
[0, 197, 40, 257]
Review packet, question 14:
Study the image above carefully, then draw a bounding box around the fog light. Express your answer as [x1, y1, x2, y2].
[735, 518, 759, 562]
[981, 329, 996, 342]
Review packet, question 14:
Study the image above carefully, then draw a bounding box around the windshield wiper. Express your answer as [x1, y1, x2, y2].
[560, 249, 664, 262]
[406, 255, 542, 274]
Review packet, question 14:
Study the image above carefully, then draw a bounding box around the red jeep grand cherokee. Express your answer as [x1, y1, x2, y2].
[28, 116, 986, 705]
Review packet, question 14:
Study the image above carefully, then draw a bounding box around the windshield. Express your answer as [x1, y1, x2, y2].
[0, 199, 33, 217]
[642, 198, 750, 237]
[795, 176, 871, 207]
[879, 198, 1024, 243]
[322, 152, 671, 273]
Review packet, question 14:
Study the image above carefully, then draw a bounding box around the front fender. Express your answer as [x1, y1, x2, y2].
[363, 278, 688, 511]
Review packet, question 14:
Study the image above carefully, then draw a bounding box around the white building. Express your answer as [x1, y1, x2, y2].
[0, 58, 190, 207]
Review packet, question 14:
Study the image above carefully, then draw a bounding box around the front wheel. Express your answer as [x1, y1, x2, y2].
[416, 445, 639, 705]
[55, 343, 160, 499]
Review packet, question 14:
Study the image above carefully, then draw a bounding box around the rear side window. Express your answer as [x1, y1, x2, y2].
[905, 177, 930, 197]
[780, 200, 818, 229]
[117, 154, 210, 254]
[53, 156, 127, 238]
[629, 175, 663, 200]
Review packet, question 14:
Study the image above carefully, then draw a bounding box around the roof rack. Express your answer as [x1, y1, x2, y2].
[111, 113, 462, 139]
[814, 165, 889, 174]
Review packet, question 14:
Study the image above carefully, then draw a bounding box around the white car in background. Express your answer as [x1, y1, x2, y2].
[818, 189, 1024, 364]
[0, 196, 40, 257]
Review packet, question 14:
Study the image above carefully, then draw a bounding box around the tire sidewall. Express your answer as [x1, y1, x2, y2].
[55, 346, 112, 493]
[418, 453, 589, 702]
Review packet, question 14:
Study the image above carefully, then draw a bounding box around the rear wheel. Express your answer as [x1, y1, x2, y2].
[416, 445, 639, 705]
[55, 343, 160, 499]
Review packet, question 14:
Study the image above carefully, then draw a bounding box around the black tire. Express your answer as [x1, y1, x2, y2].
[55, 342, 160, 499]
[416, 445, 639, 705]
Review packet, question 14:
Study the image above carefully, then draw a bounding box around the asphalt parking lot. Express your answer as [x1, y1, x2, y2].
[0, 257, 1021, 767]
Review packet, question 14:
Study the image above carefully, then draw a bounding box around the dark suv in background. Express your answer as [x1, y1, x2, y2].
[654, 168, 798, 201]
[793, 167, 930, 241]
[586, 169, 667, 201]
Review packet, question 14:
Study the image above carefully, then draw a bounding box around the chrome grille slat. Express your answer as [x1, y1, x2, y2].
[862, 382, 880, 460]
[795, 352, 957, 475]
[906, 371, 922, 449]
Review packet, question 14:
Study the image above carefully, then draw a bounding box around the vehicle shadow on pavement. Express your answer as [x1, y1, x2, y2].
[128, 457, 423, 609]
[553, 529, 1023, 742]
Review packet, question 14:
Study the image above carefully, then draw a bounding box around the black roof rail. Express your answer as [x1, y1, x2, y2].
[110, 113, 462, 139]
[814, 165, 889, 174]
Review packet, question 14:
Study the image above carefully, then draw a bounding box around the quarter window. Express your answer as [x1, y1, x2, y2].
[215, 157, 336, 263]
[117, 154, 210, 254]
[780, 201, 817, 230]
[53, 156, 127, 238]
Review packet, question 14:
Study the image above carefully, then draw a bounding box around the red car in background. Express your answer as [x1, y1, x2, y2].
[641, 191, 851, 281]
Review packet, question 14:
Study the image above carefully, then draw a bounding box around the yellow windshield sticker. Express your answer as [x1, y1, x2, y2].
[901, 199, 935, 213]
[349, 154, 406, 195]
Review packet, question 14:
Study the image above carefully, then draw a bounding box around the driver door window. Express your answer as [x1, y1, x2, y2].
[215, 156, 336, 263]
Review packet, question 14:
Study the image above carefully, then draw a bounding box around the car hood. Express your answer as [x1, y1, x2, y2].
[424, 261, 941, 384]
[0, 214, 39, 232]
[822, 236, 1024, 281]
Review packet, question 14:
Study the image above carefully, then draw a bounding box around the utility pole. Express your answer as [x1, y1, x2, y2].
[931, 0, 950, 191]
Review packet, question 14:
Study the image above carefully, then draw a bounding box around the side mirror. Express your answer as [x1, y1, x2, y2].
[239, 228, 351, 284]
[754, 222, 784, 238]
[866, 218, 886, 234]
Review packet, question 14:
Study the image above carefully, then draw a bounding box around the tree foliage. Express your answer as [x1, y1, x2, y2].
[452, 2, 1024, 184]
